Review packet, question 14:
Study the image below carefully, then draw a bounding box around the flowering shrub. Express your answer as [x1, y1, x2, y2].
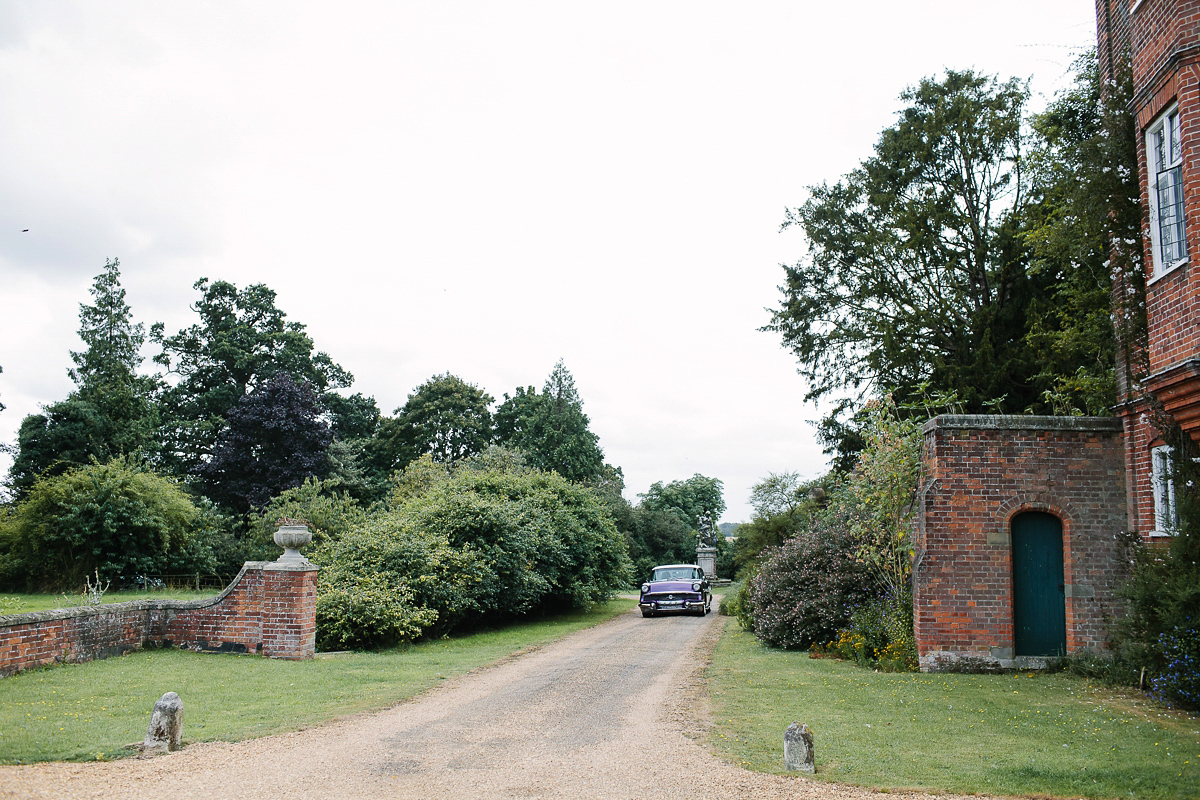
[834, 594, 918, 671]
[1111, 431, 1200, 702]
[1152, 625, 1200, 711]
[739, 400, 919, 667]
[743, 516, 881, 649]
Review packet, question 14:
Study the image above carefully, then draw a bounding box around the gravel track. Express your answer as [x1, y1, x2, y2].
[0, 610, 991, 799]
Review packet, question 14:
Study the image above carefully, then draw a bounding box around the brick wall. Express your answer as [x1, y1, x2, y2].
[914, 416, 1126, 672]
[1104, 0, 1200, 443]
[0, 560, 317, 678]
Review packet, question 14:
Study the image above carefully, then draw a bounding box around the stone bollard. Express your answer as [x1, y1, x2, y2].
[784, 722, 814, 772]
[142, 692, 184, 754]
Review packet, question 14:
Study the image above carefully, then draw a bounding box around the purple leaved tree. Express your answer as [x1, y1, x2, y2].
[198, 372, 332, 514]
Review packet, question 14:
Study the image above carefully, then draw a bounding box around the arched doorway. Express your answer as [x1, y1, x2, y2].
[1011, 511, 1067, 657]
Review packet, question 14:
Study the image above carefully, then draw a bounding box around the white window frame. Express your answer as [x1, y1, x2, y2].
[1146, 106, 1188, 278]
[1151, 445, 1177, 536]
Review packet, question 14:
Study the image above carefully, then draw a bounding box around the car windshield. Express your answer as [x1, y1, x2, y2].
[652, 568, 695, 581]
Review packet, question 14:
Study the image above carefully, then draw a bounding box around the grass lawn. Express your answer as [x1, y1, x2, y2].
[709, 618, 1200, 800]
[1, 589, 219, 615]
[0, 597, 635, 764]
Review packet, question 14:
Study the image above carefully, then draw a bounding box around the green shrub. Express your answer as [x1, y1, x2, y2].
[1051, 650, 1142, 685]
[311, 463, 632, 647]
[1109, 435, 1200, 704]
[315, 572, 438, 651]
[0, 458, 212, 591]
[717, 582, 742, 617]
[250, 477, 368, 551]
[835, 593, 918, 671]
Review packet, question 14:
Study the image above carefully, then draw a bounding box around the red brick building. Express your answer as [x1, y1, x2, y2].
[1100, 0, 1200, 538]
[912, 1, 1200, 670]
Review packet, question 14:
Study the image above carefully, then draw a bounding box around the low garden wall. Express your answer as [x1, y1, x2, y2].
[0, 560, 317, 678]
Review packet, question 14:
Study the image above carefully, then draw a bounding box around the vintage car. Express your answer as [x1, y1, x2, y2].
[638, 563, 712, 617]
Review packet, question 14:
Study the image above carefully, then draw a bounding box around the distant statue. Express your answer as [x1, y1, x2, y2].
[697, 511, 717, 547]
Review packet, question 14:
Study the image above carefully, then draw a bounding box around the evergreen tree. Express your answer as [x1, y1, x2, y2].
[495, 361, 605, 482]
[7, 259, 156, 496]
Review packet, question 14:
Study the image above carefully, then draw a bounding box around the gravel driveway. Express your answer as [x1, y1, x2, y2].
[0, 610, 988, 799]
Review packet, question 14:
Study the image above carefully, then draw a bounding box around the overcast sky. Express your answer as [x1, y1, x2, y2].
[0, 1, 1097, 521]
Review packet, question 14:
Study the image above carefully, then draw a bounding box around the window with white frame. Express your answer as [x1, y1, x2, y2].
[1147, 107, 1187, 275]
[1151, 445, 1177, 534]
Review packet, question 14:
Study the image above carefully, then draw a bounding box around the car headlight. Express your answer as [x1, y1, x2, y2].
[641, 583, 650, 594]
[691, 581, 701, 591]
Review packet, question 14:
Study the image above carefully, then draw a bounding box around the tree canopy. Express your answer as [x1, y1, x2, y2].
[151, 278, 351, 477]
[495, 361, 605, 482]
[766, 63, 1132, 464]
[765, 70, 1034, 415]
[639, 473, 725, 531]
[7, 259, 157, 496]
[197, 372, 333, 514]
[376, 373, 495, 469]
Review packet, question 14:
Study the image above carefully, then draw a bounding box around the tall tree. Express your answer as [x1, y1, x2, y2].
[767, 63, 1137, 465]
[196, 372, 333, 514]
[7, 259, 156, 495]
[495, 361, 605, 482]
[764, 71, 1037, 440]
[69, 258, 145, 391]
[375, 373, 494, 467]
[1020, 51, 1135, 415]
[639, 473, 726, 531]
[151, 278, 351, 477]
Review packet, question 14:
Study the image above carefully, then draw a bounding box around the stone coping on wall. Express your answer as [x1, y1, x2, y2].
[0, 561, 271, 628]
[922, 414, 1124, 434]
[0, 557, 320, 628]
[0, 558, 318, 676]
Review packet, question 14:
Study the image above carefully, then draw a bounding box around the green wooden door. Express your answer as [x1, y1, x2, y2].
[1011, 512, 1067, 657]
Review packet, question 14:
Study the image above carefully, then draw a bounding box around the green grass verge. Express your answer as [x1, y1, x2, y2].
[709, 619, 1200, 800]
[0, 597, 635, 764]
[1, 590, 219, 615]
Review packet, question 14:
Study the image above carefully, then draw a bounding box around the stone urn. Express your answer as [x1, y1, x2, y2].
[273, 524, 313, 564]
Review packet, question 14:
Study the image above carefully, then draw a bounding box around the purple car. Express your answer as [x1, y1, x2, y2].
[638, 564, 712, 617]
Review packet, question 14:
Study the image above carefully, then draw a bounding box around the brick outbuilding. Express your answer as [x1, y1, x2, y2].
[913, 416, 1126, 671]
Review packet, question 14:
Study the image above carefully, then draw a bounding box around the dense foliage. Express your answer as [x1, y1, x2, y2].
[743, 514, 881, 649]
[741, 400, 919, 669]
[197, 372, 332, 514]
[151, 277, 351, 478]
[377, 373, 495, 468]
[0, 458, 214, 591]
[730, 472, 816, 577]
[7, 260, 158, 497]
[494, 361, 606, 482]
[1107, 432, 1200, 710]
[765, 71, 1033, 415]
[311, 462, 632, 649]
[766, 58, 1131, 461]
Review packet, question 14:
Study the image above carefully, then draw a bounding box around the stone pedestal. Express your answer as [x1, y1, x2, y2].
[696, 546, 717, 579]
